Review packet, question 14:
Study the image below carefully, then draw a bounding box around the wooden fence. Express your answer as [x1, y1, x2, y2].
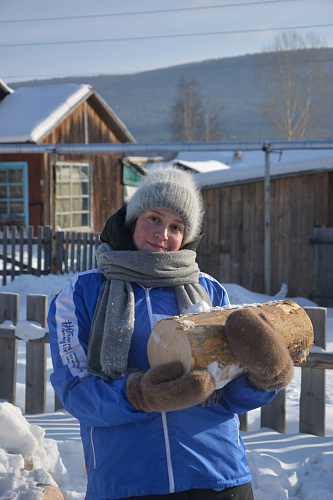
[0, 225, 100, 285]
[0, 292, 332, 436]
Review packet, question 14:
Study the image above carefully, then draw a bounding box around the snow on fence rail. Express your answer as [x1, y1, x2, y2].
[0, 225, 100, 285]
[0, 293, 332, 436]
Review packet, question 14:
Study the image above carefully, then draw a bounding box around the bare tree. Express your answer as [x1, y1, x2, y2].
[258, 31, 331, 141]
[169, 77, 224, 142]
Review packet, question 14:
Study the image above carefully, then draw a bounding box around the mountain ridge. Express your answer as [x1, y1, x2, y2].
[8, 50, 333, 142]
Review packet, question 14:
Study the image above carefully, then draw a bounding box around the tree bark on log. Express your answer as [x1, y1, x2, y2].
[147, 300, 314, 389]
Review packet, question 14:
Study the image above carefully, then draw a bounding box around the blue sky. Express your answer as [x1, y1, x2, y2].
[1, 0, 333, 83]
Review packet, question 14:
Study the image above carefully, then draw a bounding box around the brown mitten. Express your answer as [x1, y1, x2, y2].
[126, 361, 215, 412]
[224, 308, 294, 391]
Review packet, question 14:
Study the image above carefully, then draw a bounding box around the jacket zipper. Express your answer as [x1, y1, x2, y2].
[143, 286, 175, 494]
[90, 427, 97, 470]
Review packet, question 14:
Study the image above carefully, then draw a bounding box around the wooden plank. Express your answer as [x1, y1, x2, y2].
[2, 226, 8, 286]
[76, 232, 82, 272]
[239, 413, 248, 432]
[64, 232, 70, 273]
[0, 292, 19, 404]
[314, 172, 329, 227]
[10, 226, 16, 282]
[25, 295, 48, 414]
[300, 368, 325, 436]
[43, 226, 52, 274]
[88, 232, 94, 269]
[94, 232, 99, 267]
[19, 226, 24, 275]
[56, 231, 64, 274]
[301, 351, 333, 369]
[70, 232, 75, 272]
[37, 226, 42, 276]
[254, 180, 265, 292]
[230, 185, 243, 284]
[271, 177, 291, 295]
[300, 306, 326, 436]
[261, 390, 286, 433]
[312, 228, 333, 306]
[54, 393, 64, 411]
[27, 226, 33, 274]
[82, 232, 88, 271]
[304, 306, 327, 349]
[241, 183, 255, 290]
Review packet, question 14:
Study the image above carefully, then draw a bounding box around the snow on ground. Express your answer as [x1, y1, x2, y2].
[0, 273, 333, 499]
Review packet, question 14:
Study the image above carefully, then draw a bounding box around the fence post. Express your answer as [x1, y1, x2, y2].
[0, 293, 19, 404]
[261, 389, 286, 433]
[56, 231, 64, 274]
[25, 294, 48, 414]
[300, 306, 327, 436]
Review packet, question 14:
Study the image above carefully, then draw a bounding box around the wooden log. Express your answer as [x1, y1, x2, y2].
[41, 485, 64, 500]
[147, 300, 314, 389]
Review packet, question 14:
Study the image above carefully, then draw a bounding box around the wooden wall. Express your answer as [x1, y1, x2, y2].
[197, 170, 333, 302]
[40, 99, 126, 230]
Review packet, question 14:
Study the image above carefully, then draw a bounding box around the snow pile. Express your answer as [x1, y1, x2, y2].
[0, 402, 86, 499]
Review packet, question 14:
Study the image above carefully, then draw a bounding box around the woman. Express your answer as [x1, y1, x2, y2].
[48, 166, 293, 500]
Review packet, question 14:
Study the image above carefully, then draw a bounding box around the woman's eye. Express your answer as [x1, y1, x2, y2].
[149, 216, 159, 222]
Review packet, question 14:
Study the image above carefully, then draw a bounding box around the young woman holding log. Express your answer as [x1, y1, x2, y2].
[48, 166, 294, 500]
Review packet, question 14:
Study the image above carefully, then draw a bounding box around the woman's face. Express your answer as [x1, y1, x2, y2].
[132, 208, 185, 252]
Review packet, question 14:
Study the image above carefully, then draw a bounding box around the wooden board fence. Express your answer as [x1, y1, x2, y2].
[0, 293, 332, 437]
[0, 225, 100, 285]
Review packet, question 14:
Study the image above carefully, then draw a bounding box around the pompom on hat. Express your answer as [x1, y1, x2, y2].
[125, 166, 204, 245]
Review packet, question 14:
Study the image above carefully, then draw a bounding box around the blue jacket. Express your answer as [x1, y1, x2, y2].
[48, 269, 278, 500]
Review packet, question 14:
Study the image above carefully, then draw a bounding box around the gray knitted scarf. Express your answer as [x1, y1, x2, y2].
[86, 242, 212, 381]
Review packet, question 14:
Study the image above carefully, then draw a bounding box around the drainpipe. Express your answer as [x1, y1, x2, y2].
[264, 145, 271, 295]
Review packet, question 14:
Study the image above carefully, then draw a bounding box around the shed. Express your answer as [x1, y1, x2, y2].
[0, 79, 136, 232]
[194, 156, 333, 306]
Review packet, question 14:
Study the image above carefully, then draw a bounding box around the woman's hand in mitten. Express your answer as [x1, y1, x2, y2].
[126, 361, 215, 412]
[224, 308, 294, 391]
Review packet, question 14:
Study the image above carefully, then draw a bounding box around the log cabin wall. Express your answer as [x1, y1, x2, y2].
[197, 170, 333, 302]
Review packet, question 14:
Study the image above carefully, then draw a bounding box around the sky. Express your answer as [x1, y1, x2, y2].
[0, 273, 332, 499]
[1, 0, 333, 83]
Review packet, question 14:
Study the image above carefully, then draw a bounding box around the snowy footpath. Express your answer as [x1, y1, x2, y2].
[0, 274, 333, 499]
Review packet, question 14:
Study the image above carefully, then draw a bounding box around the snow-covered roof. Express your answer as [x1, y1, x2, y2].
[0, 78, 14, 99]
[0, 83, 135, 144]
[0, 83, 93, 143]
[174, 148, 333, 170]
[195, 154, 333, 189]
[173, 151, 230, 173]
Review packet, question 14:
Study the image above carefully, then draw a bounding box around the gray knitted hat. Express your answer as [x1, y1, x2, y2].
[125, 166, 204, 245]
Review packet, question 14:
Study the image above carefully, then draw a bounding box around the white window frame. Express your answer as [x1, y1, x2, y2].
[56, 161, 92, 230]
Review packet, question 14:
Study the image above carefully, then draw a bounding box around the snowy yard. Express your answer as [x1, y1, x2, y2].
[0, 273, 333, 499]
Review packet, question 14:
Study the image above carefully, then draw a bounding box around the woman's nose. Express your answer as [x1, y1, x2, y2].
[155, 225, 168, 239]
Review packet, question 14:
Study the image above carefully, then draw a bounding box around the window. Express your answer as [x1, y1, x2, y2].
[56, 162, 91, 230]
[0, 162, 29, 226]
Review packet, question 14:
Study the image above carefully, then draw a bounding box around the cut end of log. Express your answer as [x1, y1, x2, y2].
[41, 485, 64, 500]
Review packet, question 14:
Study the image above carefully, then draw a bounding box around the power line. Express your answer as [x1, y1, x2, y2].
[0, 0, 302, 24]
[1, 23, 333, 48]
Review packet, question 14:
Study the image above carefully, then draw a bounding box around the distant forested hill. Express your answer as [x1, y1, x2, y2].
[9, 50, 333, 142]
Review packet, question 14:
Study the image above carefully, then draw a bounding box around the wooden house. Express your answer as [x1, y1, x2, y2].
[0, 79, 136, 232]
[194, 156, 333, 306]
